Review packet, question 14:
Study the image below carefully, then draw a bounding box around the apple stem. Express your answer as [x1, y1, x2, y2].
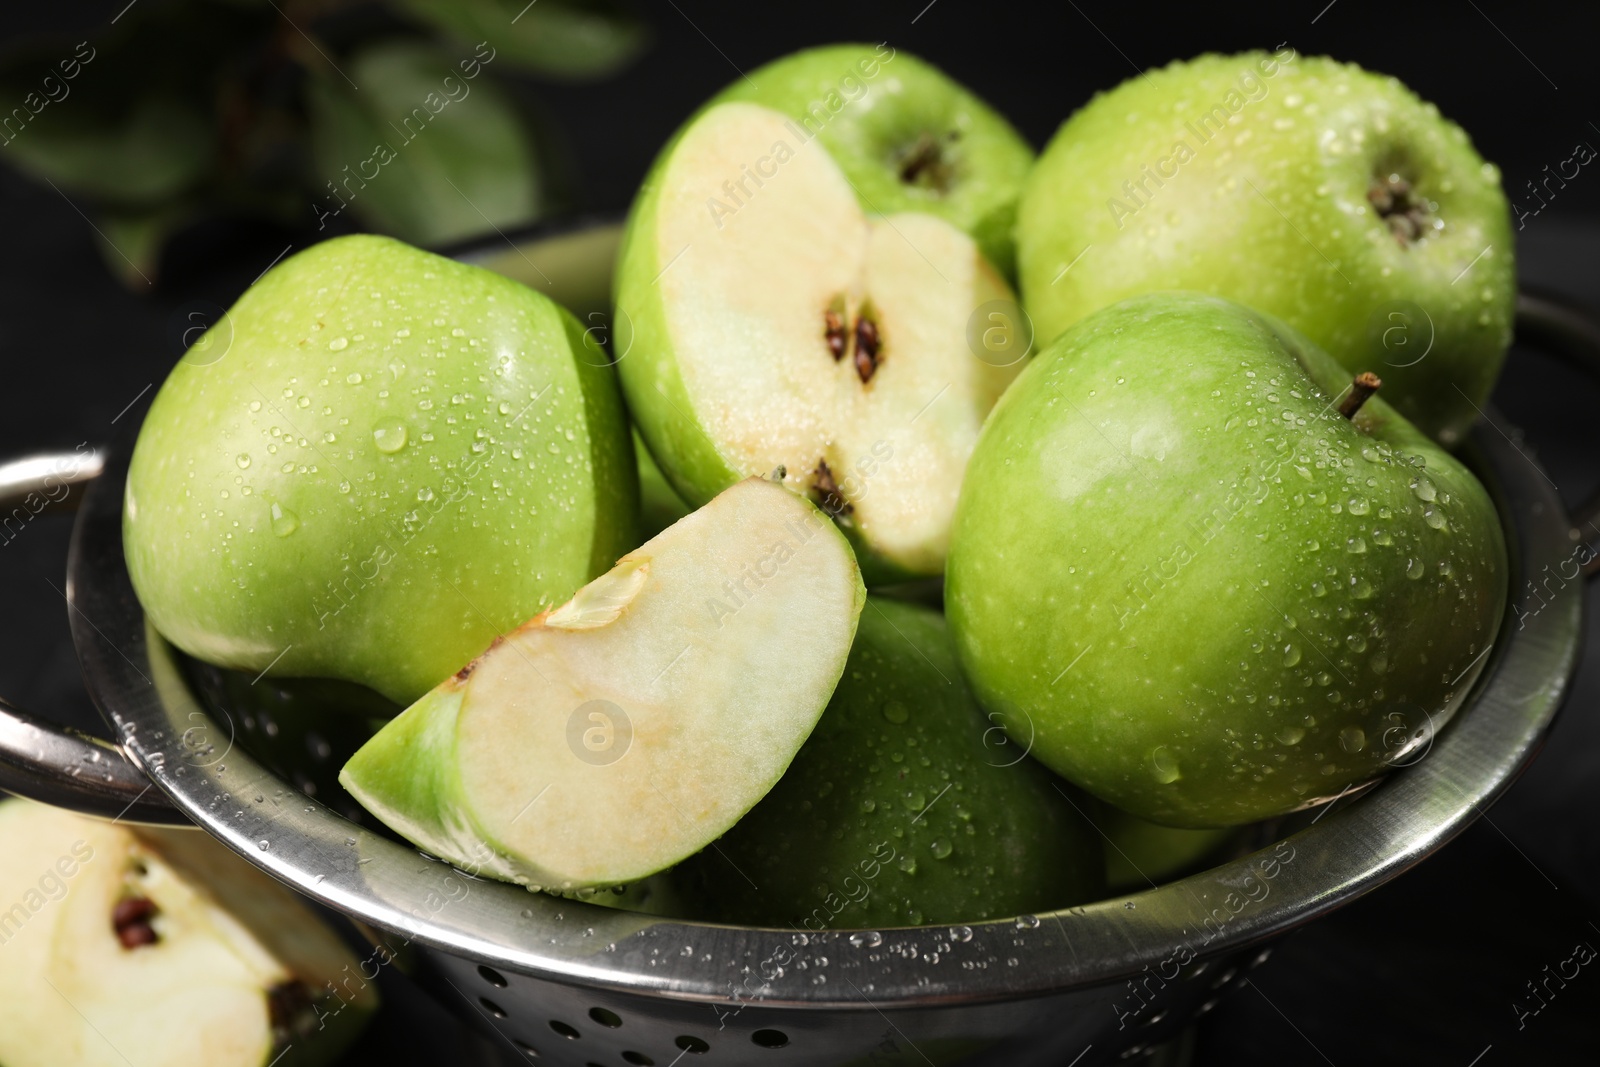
[1339, 372, 1383, 419]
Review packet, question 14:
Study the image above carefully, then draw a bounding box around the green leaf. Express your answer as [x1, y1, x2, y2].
[306, 41, 541, 247]
[397, 0, 649, 82]
[1, 91, 213, 203]
[92, 202, 193, 289]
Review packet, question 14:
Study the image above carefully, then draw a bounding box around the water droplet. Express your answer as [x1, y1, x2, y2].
[897, 855, 918, 874]
[931, 838, 953, 860]
[1282, 644, 1302, 667]
[346, 371, 363, 384]
[1347, 496, 1370, 516]
[882, 701, 909, 725]
[1310, 581, 1326, 598]
[1150, 746, 1181, 784]
[1276, 725, 1305, 746]
[949, 925, 973, 943]
[258, 839, 270, 851]
[902, 791, 926, 812]
[1424, 508, 1449, 532]
[1412, 476, 1438, 502]
[850, 931, 883, 949]
[1406, 558, 1425, 580]
[1015, 914, 1041, 929]
[329, 336, 349, 351]
[1371, 528, 1393, 546]
[1352, 578, 1375, 600]
[1346, 537, 1367, 555]
[269, 503, 299, 537]
[1339, 726, 1366, 753]
[236, 453, 251, 469]
[1438, 558, 1454, 577]
[373, 419, 409, 453]
[860, 798, 876, 813]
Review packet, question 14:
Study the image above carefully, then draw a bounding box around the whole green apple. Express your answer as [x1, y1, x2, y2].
[710, 43, 1035, 273]
[1097, 804, 1239, 893]
[674, 597, 1104, 928]
[616, 52, 1029, 582]
[947, 293, 1507, 827]
[1018, 51, 1515, 446]
[125, 234, 637, 705]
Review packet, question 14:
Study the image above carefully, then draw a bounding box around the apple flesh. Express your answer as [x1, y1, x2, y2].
[616, 100, 1023, 581]
[124, 234, 637, 706]
[1018, 51, 1515, 446]
[674, 597, 1104, 928]
[709, 43, 1035, 274]
[340, 476, 866, 890]
[948, 293, 1507, 827]
[0, 799, 375, 1067]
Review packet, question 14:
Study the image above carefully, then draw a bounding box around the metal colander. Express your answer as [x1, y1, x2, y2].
[1, 222, 1592, 1067]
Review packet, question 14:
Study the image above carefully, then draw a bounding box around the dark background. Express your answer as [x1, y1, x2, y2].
[2, 2, 1598, 1064]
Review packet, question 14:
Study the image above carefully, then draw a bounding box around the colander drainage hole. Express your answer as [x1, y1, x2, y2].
[589, 1007, 624, 1028]
[514, 1040, 539, 1059]
[622, 1053, 654, 1065]
[550, 1020, 581, 1039]
[752, 1029, 789, 1049]
[479, 965, 508, 988]
[675, 1036, 711, 1054]
[480, 998, 507, 1019]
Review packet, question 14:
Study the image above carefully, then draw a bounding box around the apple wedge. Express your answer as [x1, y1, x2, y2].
[0, 799, 375, 1067]
[617, 101, 1024, 581]
[340, 476, 866, 890]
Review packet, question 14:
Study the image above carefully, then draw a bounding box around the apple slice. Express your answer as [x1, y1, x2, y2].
[617, 101, 1024, 580]
[0, 799, 375, 1067]
[340, 476, 866, 890]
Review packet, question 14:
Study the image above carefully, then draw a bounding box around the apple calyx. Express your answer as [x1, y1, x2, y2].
[1367, 172, 1437, 246]
[1338, 371, 1383, 419]
[897, 130, 960, 192]
[812, 459, 854, 520]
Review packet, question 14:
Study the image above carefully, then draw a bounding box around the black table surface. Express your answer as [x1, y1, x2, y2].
[4, 3, 1600, 1063]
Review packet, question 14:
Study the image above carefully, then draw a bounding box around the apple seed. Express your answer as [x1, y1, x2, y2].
[1339, 371, 1383, 419]
[268, 980, 319, 1043]
[111, 894, 160, 949]
[824, 297, 849, 361]
[854, 308, 882, 383]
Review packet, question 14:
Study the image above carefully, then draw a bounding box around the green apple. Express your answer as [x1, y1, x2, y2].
[634, 431, 689, 543]
[125, 234, 637, 706]
[1098, 805, 1239, 893]
[1018, 51, 1515, 446]
[0, 799, 375, 1067]
[616, 89, 1027, 582]
[341, 476, 866, 890]
[710, 43, 1035, 273]
[674, 597, 1104, 928]
[947, 293, 1507, 827]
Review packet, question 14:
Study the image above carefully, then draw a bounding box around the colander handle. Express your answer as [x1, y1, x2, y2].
[0, 450, 188, 825]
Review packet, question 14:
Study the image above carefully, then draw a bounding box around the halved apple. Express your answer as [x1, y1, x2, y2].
[617, 101, 1025, 581]
[0, 799, 375, 1067]
[340, 476, 866, 890]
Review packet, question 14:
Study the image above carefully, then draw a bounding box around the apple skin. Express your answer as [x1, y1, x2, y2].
[674, 597, 1105, 928]
[1098, 804, 1239, 893]
[1018, 51, 1515, 447]
[947, 293, 1507, 827]
[710, 43, 1035, 274]
[125, 234, 637, 706]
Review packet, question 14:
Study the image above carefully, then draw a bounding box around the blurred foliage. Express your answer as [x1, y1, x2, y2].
[0, 0, 649, 288]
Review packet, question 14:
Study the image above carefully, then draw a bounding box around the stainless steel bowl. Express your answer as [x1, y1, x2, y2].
[1, 222, 1592, 1067]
